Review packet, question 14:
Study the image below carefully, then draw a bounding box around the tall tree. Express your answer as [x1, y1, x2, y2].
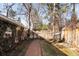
[71, 3, 77, 25]
[23, 3, 32, 37]
[8, 8, 16, 18]
[3, 3, 15, 17]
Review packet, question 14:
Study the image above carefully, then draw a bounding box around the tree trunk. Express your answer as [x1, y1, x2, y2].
[6, 9, 9, 17]
[28, 4, 32, 38]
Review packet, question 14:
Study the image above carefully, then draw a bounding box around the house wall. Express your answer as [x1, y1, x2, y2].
[62, 28, 79, 48]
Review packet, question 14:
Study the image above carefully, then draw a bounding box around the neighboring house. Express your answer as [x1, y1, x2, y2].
[61, 14, 79, 48]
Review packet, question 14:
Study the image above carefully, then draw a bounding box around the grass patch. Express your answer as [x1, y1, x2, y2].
[42, 42, 55, 55]
[41, 40, 67, 56]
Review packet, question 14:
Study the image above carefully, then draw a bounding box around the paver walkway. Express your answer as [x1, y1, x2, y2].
[25, 40, 42, 56]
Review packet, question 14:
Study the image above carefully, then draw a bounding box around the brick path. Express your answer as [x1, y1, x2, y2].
[25, 40, 42, 56]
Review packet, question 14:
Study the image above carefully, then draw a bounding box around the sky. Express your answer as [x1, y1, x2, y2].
[0, 3, 29, 27]
[0, 3, 79, 28]
[66, 4, 79, 19]
[0, 3, 49, 29]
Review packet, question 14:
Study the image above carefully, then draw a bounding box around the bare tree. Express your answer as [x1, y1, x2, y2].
[3, 3, 15, 17]
[8, 8, 16, 18]
[23, 3, 32, 37]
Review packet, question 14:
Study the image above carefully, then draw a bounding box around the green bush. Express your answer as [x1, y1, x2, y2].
[38, 24, 48, 30]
